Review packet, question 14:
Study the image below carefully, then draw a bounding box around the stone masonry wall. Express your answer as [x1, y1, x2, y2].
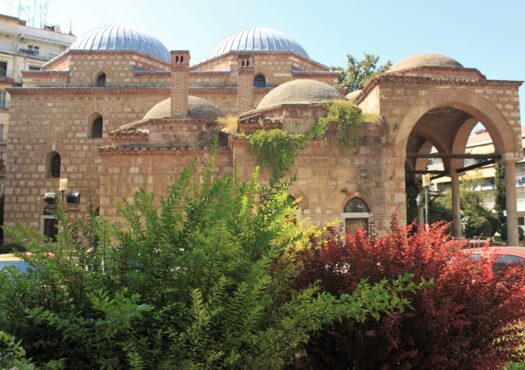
[4, 90, 165, 230]
[99, 149, 233, 221]
[231, 122, 393, 231]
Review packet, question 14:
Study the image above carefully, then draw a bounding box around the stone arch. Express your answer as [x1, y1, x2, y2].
[339, 190, 371, 212]
[287, 184, 308, 209]
[396, 88, 518, 155]
[411, 132, 450, 173]
[449, 117, 480, 170]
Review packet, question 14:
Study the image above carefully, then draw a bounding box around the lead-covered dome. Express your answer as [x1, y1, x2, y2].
[257, 79, 341, 110]
[69, 25, 170, 62]
[390, 53, 463, 72]
[206, 27, 309, 60]
[144, 96, 222, 121]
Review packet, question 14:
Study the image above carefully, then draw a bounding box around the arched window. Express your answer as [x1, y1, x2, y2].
[41, 207, 58, 242]
[46, 151, 61, 178]
[96, 72, 106, 87]
[344, 197, 369, 213]
[254, 74, 266, 88]
[89, 114, 103, 138]
[342, 197, 370, 235]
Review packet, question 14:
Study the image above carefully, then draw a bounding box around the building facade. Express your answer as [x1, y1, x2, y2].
[0, 13, 75, 189]
[4, 25, 523, 244]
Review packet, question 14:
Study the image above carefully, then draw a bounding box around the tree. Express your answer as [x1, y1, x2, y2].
[0, 160, 420, 369]
[294, 222, 525, 369]
[428, 182, 497, 238]
[331, 53, 392, 92]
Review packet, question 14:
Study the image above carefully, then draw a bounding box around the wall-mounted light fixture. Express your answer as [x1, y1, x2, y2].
[43, 192, 56, 205]
[66, 192, 81, 206]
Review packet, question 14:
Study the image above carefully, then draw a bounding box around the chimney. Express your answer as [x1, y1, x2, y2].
[237, 54, 254, 113]
[170, 50, 190, 117]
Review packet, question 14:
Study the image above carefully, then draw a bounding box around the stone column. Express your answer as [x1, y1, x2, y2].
[170, 50, 190, 117]
[236, 54, 254, 113]
[504, 158, 519, 246]
[450, 171, 462, 238]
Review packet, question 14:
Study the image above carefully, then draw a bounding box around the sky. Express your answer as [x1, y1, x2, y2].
[1, 0, 524, 116]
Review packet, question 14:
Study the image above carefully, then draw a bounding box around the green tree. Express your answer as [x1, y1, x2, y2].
[331, 53, 392, 92]
[0, 159, 422, 369]
[430, 183, 497, 238]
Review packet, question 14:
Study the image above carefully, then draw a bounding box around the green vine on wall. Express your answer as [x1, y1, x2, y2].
[248, 100, 370, 181]
[318, 100, 365, 147]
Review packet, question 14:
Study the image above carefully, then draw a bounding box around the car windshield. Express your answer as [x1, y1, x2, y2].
[493, 254, 525, 275]
[0, 260, 31, 273]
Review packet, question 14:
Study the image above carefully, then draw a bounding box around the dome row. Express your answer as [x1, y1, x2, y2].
[69, 25, 463, 72]
[144, 59, 470, 118]
[142, 79, 343, 120]
[69, 25, 309, 63]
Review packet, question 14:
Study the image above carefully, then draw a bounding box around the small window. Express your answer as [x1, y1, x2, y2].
[46, 151, 61, 178]
[96, 72, 106, 87]
[28, 66, 40, 71]
[0, 61, 6, 77]
[89, 115, 103, 139]
[254, 74, 266, 88]
[493, 254, 525, 275]
[28, 45, 39, 54]
[0, 90, 7, 109]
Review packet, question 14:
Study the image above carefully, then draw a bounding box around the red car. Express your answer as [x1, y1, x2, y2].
[462, 247, 525, 278]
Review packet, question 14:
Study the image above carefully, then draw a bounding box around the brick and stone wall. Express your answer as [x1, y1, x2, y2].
[4, 89, 165, 230]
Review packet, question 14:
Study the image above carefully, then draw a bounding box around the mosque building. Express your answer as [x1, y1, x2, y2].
[4, 25, 523, 244]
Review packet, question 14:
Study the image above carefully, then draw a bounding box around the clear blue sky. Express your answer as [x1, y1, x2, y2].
[2, 0, 524, 117]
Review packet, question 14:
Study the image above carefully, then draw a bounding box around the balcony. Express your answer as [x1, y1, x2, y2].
[18, 48, 39, 56]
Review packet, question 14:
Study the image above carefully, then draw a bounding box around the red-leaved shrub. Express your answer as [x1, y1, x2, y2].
[294, 220, 525, 369]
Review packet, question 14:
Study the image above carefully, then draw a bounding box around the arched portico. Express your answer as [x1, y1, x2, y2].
[397, 88, 521, 245]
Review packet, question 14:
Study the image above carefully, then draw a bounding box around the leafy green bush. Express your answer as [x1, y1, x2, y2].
[464, 214, 493, 239]
[0, 160, 422, 369]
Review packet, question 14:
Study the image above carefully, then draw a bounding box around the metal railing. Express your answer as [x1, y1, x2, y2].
[18, 48, 39, 56]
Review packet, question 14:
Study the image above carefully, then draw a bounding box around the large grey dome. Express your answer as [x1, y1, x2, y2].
[206, 27, 309, 60]
[69, 25, 170, 62]
[144, 96, 222, 121]
[257, 79, 341, 110]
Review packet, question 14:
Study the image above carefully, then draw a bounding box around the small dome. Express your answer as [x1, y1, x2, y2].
[206, 27, 309, 60]
[345, 89, 362, 102]
[390, 54, 463, 72]
[257, 79, 341, 110]
[144, 96, 222, 121]
[69, 25, 170, 62]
